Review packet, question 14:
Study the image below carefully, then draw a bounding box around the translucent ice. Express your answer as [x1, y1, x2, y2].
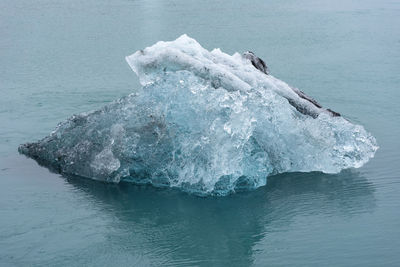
[19, 35, 378, 195]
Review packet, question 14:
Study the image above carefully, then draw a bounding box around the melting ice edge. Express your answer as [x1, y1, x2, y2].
[19, 35, 378, 196]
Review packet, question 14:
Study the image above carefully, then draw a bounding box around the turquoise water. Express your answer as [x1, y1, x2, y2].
[1, 0, 399, 265]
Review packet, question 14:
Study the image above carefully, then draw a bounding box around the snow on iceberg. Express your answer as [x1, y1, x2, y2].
[19, 35, 378, 195]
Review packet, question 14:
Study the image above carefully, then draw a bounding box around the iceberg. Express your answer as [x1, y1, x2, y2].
[18, 35, 378, 195]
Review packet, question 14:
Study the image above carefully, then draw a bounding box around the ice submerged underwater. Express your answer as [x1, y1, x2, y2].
[19, 35, 378, 196]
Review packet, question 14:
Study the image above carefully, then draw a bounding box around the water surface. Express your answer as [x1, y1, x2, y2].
[1, 0, 399, 266]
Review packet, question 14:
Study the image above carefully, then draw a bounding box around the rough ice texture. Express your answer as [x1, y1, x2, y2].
[19, 35, 378, 196]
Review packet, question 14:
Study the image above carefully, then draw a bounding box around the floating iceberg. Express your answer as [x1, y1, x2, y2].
[19, 35, 378, 195]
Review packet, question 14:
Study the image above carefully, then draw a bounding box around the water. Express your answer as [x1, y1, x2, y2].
[1, 0, 399, 265]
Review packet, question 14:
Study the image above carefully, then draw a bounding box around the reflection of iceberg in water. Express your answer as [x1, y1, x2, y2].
[19, 35, 378, 195]
[63, 170, 375, 266]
